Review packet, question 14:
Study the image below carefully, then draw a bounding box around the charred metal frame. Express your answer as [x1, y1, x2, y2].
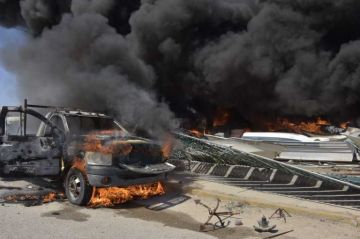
[174, 132, 360, 209]
[269, 208, 292, 222]
[0, 105, 57, 137]
[1, 100, 174, 189]
[15, 99, 105, 136]
[195, 198, 239, 231]
[22, 99, 82, 136]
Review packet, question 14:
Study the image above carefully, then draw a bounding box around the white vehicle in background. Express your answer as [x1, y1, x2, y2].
[241, 132, 331, 142]
[207, 131, 358, 163]
[239, 132, 357, 163]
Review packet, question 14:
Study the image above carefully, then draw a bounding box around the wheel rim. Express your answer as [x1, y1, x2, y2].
[68, 175, 82, 201]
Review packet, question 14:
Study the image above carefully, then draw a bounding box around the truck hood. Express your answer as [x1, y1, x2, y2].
[82, 134, 165, 166]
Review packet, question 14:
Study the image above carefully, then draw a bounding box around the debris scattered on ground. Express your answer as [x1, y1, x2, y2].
[254, 215, 277, 232]
[269, 208, 292, 222]
[224, 201, 244, 212]
[195, 198, 239, 231]
[263, 229, 294, 239]
[234, 219, 243, 226]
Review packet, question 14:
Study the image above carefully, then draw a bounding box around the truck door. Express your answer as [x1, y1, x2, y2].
[0, 107, 63, 176]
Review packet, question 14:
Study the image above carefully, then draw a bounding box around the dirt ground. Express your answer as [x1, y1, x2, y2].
[160, 177, 360, 239]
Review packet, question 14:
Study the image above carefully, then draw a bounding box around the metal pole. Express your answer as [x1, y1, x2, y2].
[24, 99, 27, 136]
[263, 229, 294, 239]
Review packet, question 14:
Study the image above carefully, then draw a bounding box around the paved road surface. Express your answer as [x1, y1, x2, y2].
[0, 201, 220, 239]
[0, 176, 251, 239]
[0, 174, 359, 239]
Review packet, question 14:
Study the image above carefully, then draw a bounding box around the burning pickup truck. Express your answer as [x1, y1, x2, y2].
[0, 101, 175, 205]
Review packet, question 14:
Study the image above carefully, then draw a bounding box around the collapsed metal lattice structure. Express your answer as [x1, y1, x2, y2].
[173, 132, 360, 209]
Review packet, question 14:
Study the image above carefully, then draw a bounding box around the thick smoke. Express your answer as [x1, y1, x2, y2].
[128, 0, 360, 123]
[0, 0, 23, 27]
[1, 0, 360, 130]
[128, 0, 257, 121]
[194, 4, 322, 118]
[0, 0, 138, 34]
[1, 0, 177, 136]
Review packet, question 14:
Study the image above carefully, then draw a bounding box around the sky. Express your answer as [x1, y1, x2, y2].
[0, 26, 27, 106]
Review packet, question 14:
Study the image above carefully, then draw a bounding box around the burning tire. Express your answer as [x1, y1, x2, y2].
[65, 167, 93, 205]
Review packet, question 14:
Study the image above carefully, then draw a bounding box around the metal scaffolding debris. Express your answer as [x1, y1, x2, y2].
[172, 132, 360, 209]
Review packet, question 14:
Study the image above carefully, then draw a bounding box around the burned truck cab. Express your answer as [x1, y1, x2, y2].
[0, 101, 175, 205]
[0, 106, 63, 176]
[43, 110, 175, 205]
[42, 110, 174, 176]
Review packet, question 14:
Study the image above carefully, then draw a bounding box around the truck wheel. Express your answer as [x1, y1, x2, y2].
[65, 168, 93, 205]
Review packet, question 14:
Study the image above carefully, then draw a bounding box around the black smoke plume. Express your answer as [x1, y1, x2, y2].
[1, 0, 360, 132]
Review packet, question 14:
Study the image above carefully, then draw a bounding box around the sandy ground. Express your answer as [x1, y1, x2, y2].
[0, 174, 360, 239]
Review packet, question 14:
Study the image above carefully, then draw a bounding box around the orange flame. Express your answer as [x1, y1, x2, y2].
[88, 181, 165, 208]
[161, 134, 174, 159]
[72, 158, 86, 173]
[4, 194, 38, 202]
[73, 130, 167, 208]
[265, 117, 331, 134]
[189, 129, 204, 138]
[213, 109, 230, 127]
[43, 192, 65, 203]
[340, 121, 350, 129]
[83, 131, 133, 155]
[4, 192, 65, 204]
[83, 134, 115, 154]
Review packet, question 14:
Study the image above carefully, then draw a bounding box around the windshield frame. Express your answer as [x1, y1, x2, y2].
[64, 114, 129, 136]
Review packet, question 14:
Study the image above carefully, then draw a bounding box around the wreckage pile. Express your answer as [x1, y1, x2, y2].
[173, 132, 323, 175]
[172, 132, 360, 209]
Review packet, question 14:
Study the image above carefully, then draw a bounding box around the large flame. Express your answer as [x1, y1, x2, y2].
[88, 181, 165, 208]
[186, 114, 350, 137]
[70, 158, 166, 208]
[83, 131, 132, 155]
[83, 134, 114, 154]
[77, 131, 166, 207]
[264, 117, 349, 134]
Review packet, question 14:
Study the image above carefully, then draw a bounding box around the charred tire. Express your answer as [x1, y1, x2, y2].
[65, 168, 93, 206]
